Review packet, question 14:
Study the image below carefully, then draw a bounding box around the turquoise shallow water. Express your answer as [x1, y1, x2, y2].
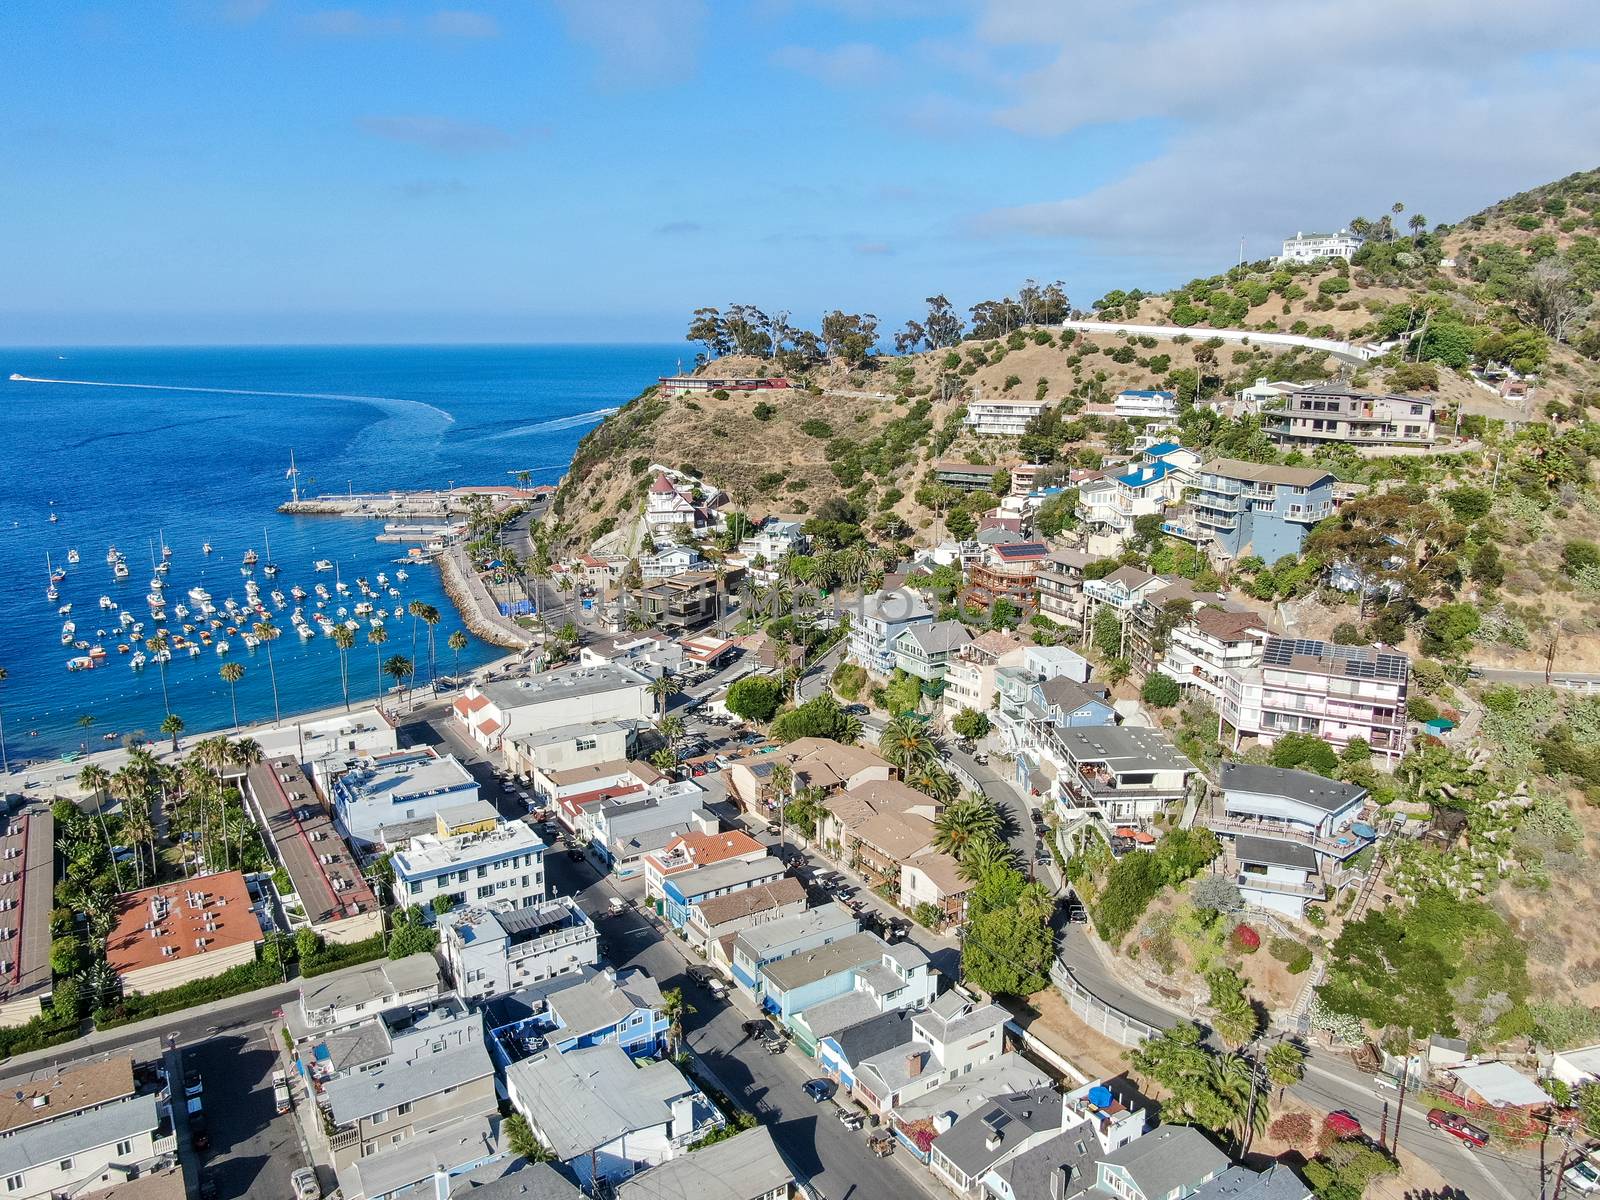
[0, 344, 678, 764]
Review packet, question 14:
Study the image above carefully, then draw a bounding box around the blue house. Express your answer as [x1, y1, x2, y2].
[758, 934, 932, 1026]
[730, 902, 858, 999]
[485, 966, 667, 1070]
[808, 1003, 918, 1087]
[1184, 458, 1336, 562]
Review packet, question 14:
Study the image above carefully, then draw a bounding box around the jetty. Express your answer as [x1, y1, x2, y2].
[279, 483, 552, 520]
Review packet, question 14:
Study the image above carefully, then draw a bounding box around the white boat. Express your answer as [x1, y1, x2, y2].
[242, 548, 258, 566]
[241, 633, 259, 649]
[156, 560, 169, 575]
[119, 611, 135, 628]
[99, 595, 115, 609]
[203, 541, 213, 555]
[60, 621, 75, 644]
[105, 546, 120, 565]
[149, 576, 164, 591]
[376, 572, 388, 586]
[387, 587, 400, 598]
[174, 603, 189, 619]
[354, 601, 373, 616]
[160, 536, 172, 560]
[188, 585, 211, 604]
[67, 656, 94, 672]
[48, 511, 58, 523]
[290, 584, 306, 600]
[314, 584, 329, 600]
[66, 549, 80, 565]
[188, 644, 201, 656]
[57, 602, 72, 616]
[335, 580, 350, 595]
[297, 624, 315, 639]
[216, 640, 230, 655]
[314, 559, 334, 572]
[271, 590, 287, 608]
[113, 560, 130, 580]
[395, 569, 408, 581]
[146, 591, 165, 607]
[129, 652, 147, 670]
[45, 553, 59, 602]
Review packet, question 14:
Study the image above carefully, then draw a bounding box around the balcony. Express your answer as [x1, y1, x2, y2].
[1235, 872, 1321, 899]
[1207, 804, 1372, 857]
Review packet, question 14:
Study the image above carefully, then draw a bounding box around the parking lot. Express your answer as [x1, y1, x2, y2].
[185, 1033, 311, 1200]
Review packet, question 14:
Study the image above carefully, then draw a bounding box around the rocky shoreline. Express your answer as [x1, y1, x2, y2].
[437, 543, 536, 652]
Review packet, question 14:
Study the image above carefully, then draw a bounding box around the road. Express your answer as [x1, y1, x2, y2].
[1466, 665, 1600, 693]
[545, 844, 944, 1200]
[189, 1030, 309, 1200]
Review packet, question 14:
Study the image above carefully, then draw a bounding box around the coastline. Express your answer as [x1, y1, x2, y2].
[437, 541, 537, 651]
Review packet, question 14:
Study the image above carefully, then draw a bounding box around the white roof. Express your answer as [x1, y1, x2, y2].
[1556, 1044, 1600, 1077]
[1451, 1061, 1552, 1107]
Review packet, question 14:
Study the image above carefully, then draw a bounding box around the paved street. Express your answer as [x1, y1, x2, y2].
[545, 848, 944, 1200]
[188, 1031, 310, 1200]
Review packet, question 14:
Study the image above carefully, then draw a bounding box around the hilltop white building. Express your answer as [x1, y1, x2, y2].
[1279, 229, 1365, 263]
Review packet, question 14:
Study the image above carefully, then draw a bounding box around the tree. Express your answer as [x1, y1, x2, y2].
[924, 294, 965, 348]
[1207, 968, 1261, 1049]
[933, 797, 1003, 859]
[1092, 606, 1123, 659]
[382, 655, 415, 705]
[1419, 602, 1480, 658]
[160, 713, 184, 755]
[1130, 1022, 1249, 1138]
[253, 618, 283, 723]
[650, 747, 680, 776]
[368, 624, 389, 702]
[331, 624, 355, 711]
[420, 604, 442, 686]
[726, 675, 784, 723]
[963, 877, 1054, 997]
[820, 310, 879, 367]
[905, 762, 959, 805]
[770, 695, 861, 744]
[1521, 258, 1590, 342]
[662, 986, 695, 1054]
[1265, 1041, 1307, 1096]
[878, 714, 936, 773]
[448, 629, 469, 679]
[1191, 874, 1243, 915]
[952, 708, 991, 740]
[647, 673, 684, 720]
[145, 632, 172, 716]
[219, 662, 246, 728]
[1269, 732, 1339, 776]
[504, 1113, 556, 1164]
[1141, 673, 1181, 707]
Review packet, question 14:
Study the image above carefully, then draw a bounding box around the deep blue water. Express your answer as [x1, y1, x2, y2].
[0, 345, 678, 765]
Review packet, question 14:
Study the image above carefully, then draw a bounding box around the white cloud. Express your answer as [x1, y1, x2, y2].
[771, 41, 895, 85]
[553, 0, 708, 85]
[955, 0, 1600, 264]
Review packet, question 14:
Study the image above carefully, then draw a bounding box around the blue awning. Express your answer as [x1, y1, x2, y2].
[312, 1043, 330, 1061]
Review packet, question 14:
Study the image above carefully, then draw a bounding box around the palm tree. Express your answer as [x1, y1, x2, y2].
[369, 624, 390, 700]
[448, 630, 468, 679]
[934, 796, 1003, 858]
[252, 618, 282, 724]
[646, 673, 683, 720]
[657, 715, 686, 747]
[77, 764, 123, 892]
[420, 604, 441, 686]
[160, 713, 185, 755]
[76, 713, 95, 752]
[331, 625, 355, 711]
[230, 737, 263, 769]
[906, 762, 960, 806]
[1264, 1042, 1306, 1098]
[144, 633, 172, 715]
[878, 714, 936, 773]
[408, 599, 427, 670]
[382, 654, 415, 705]
[837, 713, 863, 746]
[650, 747, 680, 776]
[661, 986, 694, 1055]
[956, 835, 1014, 883]
[219, 662, 246, 728]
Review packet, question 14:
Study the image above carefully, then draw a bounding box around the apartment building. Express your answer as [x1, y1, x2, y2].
[966, 397, 1047, 437]
[933, 462, 1005, 493]
[617, 1126, 796, 1200]
[1122, 580, 1247, 678]
[758, 935, 932, 1026]
[1263, 383, 1435, 449]
[1052, 726, 1196, 828]
[631, 571, 723, 632]
[1077, 454, 1192, 552]
[1223, 637, 1410, 762]
[439, 897, 599, 1001]
[0, 801, 55, 1029]
[850, 990, 1009, 1121]
[391, 812, 547, 919]
[454, 662, 654, 753]
[846, 589, 934, 676]
[683, 878, 808, 959]
[980, 1108, 1228, 1200]
[785, 948, 943, 1061]
[730, 903, 859, 1000]
[1279, 228, 1364, 262]
[330, 748, 480, 851]
[969, 542, 1049, 608]
[0, 1056, 174, 1200]
[104, 872, 261, 996]
[287, 953, 442, 1039]
[656, 857, 787, 931]
[1163, 459, 1338, 561]
[1034, 549, 1093, 633]
[246, 756, 382, 945]
[504, 719, 643, 795]
[941, 631, 1027, 722]
[1158, 608, 1272, 707]
[322, 1007, 497, 1172]
[638, 545, 703, 580]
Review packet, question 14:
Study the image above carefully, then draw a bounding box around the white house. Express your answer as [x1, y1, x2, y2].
[1114, 390, 1179, 421]
[965, 397, 1048, 436]
[846, 588, 934, 676]
[330, 748, 481, 850]
[439, 896, 599, 1000]
[1279, 229, 1365, 263]
[454, 662, 653, 753]
[391, 811, 547, 919]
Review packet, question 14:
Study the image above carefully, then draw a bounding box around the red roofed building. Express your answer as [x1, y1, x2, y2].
[106, 872, 261, 995]
[642, 829, 767, 901]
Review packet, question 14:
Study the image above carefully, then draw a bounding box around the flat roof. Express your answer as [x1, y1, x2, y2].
[393, 820, 546, 878]
[667, 856, 784, 900]
[105, 871, 260, 977]
[335, 747, 477, 808]
[248, 757, 377, 926]
[732, 902, 857, 960]
[297, 952, 439, 1018]
[1202, 458, 1334, 488]
[1220, 763, 1367, 813]
[616, 1125, 792, 1200]
[346, 1114, 498, 1198]
[478, 662, 649, 710]
[1262, 637, 1409, 682]
[0, 803, 54, 1010]
[1053, 725, 1193, 773]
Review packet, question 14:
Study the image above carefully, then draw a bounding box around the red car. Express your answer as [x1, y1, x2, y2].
[1324, 1111, 1363, 1138]
[1427, 1109, 1490, 1148]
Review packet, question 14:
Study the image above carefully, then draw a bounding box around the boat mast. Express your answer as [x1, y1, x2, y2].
[288, 449, 300, 504]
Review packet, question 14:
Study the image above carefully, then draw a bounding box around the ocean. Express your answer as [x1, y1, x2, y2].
[0, 344, 680, 766]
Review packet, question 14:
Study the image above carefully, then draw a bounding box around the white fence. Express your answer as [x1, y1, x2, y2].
[1062, 319, 1378, 362]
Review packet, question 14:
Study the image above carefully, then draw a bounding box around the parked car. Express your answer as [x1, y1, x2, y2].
[183, 1069, 203, 1099]
[1427, 1109, 1490, 1148]
[688, 966, 715, 984]
[741, 1019, 768, 1037]
[802, 1079, 833, 1102]
[1565, 1156, 1600, 1194]
[272, 1069, 291, 1114]
[291, 1167, 322, 1200]
[198, 1176, 220, 1200]
[706, 978, 728, 1000]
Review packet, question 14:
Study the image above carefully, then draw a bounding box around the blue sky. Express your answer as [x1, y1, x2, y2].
[3, 0, 1598, 344]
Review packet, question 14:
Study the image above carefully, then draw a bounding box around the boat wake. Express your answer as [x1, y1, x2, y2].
[484, 407, 618, 439]
[8, 374, 456, 425]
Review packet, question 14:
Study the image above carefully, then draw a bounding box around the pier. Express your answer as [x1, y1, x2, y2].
[278, 484, 551, 520]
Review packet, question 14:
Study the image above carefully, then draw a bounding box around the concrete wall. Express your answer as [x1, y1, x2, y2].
[120, 938, 259, 996]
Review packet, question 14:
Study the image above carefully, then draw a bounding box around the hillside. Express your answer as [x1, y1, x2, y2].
[551, 168, 1600, 553]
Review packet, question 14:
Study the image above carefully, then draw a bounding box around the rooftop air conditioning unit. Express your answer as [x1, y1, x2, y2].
[194, 938, 207, 949]
[161, 947, 177, 957]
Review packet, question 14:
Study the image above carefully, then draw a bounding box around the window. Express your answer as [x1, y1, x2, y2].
[576, 737, 597, 752]
[4, 1176, 20, 1193]
[116, 1140, 132, 1156]
[58, 1159, 74, 1172]
[397, 1102, 412, 1116]
[370, 1111, 389, 1125]
[477, 885, 496, 899]
[477, 865, 488, 879]
[408, 881, 421, 895]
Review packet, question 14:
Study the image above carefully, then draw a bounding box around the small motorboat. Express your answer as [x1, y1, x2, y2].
[57, 602, 72, 616]
[113, 560, 130, 580]
[129, 652, 147, 670]
[60, 621, 75, 645]
[105, 545, 120, 564]
[66, 548, 80, 564]
[99, 595, 115, 609]
[242, 548, 258, 565]
[314, 559, 333, 572]
[215, 640, 230, 655]
[203, 541, 213, 554]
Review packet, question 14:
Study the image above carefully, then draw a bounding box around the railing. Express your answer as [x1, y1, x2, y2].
[1206, 809, 1370, 856]
[1050, 957, 1161, 1048]
[329, 1126, 360, 1152]
[1235, 873, 1321, 898]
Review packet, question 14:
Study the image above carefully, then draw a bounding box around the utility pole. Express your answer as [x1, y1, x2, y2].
[1392, 1050, 1410, 1154]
